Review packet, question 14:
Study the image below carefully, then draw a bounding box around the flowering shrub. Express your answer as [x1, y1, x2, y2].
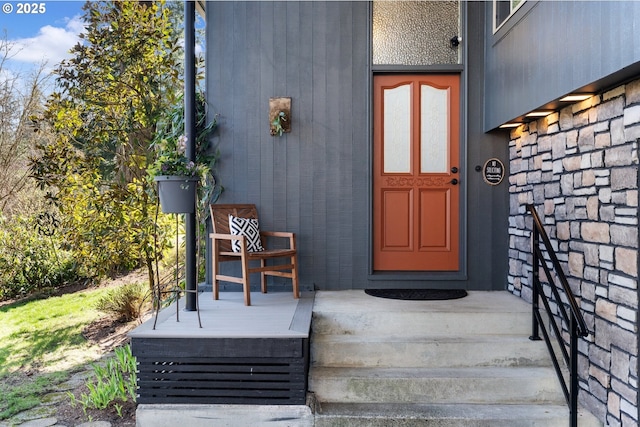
[148, 134, 206, 179]
[147, 93, 221, 220]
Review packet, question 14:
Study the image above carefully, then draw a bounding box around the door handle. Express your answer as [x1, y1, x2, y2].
[451, 167, 459, 173]
[450, 178, 459, 185]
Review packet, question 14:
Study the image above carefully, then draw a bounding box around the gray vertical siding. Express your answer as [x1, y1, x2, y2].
[206, 1, 509, 291]
[485, 1, 640, 131]
[206, 1, 370, 290]
[465, 1, 510, 291]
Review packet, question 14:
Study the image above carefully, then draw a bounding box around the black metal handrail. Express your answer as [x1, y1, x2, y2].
[526, 204, 589, 427]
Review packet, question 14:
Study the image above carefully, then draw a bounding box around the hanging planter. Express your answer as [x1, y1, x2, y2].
[155, 175, 198, 214]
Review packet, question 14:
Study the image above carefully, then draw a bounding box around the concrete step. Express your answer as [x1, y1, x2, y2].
[309, 366, 565, 405]
[314, 403, 603, 427]
[137, 403, 314, 427]
[312, 311, 531, 337]
[311, 334, 551, 368]
[311, 291, 532, 337]
[309, 291, 602, 426]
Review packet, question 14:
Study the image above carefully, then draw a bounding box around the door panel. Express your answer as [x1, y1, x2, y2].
[373, 74, 460, 271]
[383, 190, 413, 249]
[419, 188, 450, 249]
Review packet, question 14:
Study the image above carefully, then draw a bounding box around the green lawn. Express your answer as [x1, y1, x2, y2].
[0, 286, 112, 419]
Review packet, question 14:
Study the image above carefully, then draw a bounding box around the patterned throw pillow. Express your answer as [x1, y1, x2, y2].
[229, 215, 265, 253]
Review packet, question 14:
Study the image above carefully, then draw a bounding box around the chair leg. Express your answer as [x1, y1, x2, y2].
[241, 251, 251, 306]
[291, 254, 300, 299]
[214, 278, 220, 300]
[212, 242, 220, 300]
[260, 258, 267, 294]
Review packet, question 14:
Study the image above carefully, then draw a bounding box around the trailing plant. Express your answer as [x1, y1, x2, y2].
[270, 110, 288, 136]
[148, 92, 221, 215]
[69, 344, 137, 418]
[148, 134, 203, 178]
[95, 282, 150, 322]
[148, 93, 221, 299]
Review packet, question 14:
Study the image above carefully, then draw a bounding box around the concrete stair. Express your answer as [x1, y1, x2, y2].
[308, 290, 603, 427]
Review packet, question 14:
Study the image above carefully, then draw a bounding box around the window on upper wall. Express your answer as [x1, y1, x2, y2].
[494, 0, 525, 33]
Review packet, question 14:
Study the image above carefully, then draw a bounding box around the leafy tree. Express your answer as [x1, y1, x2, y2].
[31, 1, 183, 286]
[0, 36, 50, 216]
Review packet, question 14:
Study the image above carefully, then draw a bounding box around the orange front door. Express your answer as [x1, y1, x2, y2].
[373, 74, 460, 271]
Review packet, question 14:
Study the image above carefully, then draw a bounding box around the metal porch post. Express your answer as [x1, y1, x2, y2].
[570, 316, 579, 427]
[530, 226, 541, 341]
[184, 0, 196, 311]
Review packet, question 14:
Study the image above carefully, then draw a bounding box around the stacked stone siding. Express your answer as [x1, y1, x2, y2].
[508, 81, 640, 426]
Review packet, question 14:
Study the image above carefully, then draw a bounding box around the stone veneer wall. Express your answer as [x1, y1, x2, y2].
[508, 80, 640, 426]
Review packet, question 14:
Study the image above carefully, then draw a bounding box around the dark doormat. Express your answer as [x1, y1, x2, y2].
[364, 288, 468, 301]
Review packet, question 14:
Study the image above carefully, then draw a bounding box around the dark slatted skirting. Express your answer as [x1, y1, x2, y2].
[133, 337, 309, 405]
[136, 357, 307, 404]
[130, 292, 313, 405]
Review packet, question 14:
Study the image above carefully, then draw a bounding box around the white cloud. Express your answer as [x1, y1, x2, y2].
[10, 15, 84, 67]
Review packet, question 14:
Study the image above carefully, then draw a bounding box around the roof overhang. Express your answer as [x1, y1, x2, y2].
[196, 1, 205, 18]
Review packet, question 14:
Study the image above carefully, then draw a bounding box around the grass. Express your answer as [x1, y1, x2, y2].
[0, 285, 113, 420]
[0, 371, 68, 419]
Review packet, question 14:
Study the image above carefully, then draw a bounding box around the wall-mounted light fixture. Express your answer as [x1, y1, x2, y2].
[525, 110, 554, 118]
[559, 94, 592, 102]
[499, 122, 522, 129]
[497, 92, 595, 130]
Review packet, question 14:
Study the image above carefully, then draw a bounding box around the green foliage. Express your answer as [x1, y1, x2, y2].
[96, 282, 149, 322]
[0, 371, 67, 420]
[271, 111, 288, 136]
[69, 344, 137, 418]
[0, 285, 124, 420]
[30, 0, 185, 285]
[149, 93, 218, 176]
[148, 92, 221, 215]
[149, 134, 202, 177]
[0, 213, 80, 300]
[0, 286, 111, 374]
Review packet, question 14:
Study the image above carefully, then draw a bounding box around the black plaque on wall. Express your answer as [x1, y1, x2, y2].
[482, 158, 505, 186]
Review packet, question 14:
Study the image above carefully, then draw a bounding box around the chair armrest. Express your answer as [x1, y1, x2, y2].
[210, 232, 244, 242]
[210, 233, 247, 255]
[260, 231, 295, 238]
[260, 231, 297, 250]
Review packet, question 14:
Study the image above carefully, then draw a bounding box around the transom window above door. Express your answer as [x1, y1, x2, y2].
[372, 1, 461, 66]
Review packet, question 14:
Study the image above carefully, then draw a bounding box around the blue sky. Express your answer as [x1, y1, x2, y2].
[1, 1, 202, 75]
[1, 1, 84, 39]
[1, 1, 85, 73]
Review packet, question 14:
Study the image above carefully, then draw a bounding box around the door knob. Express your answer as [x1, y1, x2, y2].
[451, 167, 459, 173]
[450, 178, 459, 185]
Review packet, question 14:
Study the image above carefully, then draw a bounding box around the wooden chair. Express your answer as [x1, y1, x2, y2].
[209, 204, 300, 306]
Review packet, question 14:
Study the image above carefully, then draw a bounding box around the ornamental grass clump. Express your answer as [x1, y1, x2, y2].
[95, 282, 149, 322]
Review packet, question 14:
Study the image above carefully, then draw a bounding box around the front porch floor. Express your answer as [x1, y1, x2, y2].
[129, 291, 313, 406]
[129, 290, 313, 339]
